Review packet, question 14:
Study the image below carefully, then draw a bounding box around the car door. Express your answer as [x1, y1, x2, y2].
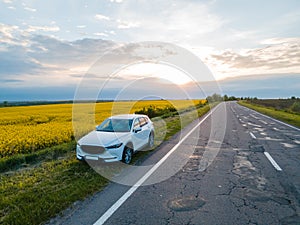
[131, 117, 144, 151]
[139, 117, 150, 146]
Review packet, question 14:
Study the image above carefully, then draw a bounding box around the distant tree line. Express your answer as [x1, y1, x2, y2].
[0, 100, 76, 108]
[245, 98, 300, 114]
[135, 105, 178, 118]
[206, 93, 299, 108]
[206, 94, 300, 102]
[205, 93, 239, 103]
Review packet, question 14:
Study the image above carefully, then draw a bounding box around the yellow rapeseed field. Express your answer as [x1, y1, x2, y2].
[0, 100, 205, 158]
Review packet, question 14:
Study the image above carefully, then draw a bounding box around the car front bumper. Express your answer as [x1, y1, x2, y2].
[76, 144, 122, 162]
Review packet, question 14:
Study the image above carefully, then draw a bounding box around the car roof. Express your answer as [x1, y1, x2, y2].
[108, 114, 148, 120]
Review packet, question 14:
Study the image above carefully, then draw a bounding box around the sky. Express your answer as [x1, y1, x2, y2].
[0, 0, 300, 100]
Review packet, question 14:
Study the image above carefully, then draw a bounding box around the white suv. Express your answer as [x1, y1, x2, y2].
[76, 114, 155, 164]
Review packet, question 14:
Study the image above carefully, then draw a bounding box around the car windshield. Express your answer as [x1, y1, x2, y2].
[96, 118, 133, 132]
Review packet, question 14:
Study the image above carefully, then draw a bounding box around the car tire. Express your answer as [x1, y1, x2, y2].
[122, 147, 133, 164]
[77, 157, 87, 164]
[148, 132, 154, 148]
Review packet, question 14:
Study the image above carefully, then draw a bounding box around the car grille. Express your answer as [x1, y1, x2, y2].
[81, 145, 106, 154]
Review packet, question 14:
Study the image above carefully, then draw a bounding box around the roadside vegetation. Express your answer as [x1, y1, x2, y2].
[0, 100, 199, 158]
[135, 99, 207, 118]
[0, 99, 213, 225]
[239, 98, 300, 128]
[241, 98, 300, 114]
[1, 153, 108, 225]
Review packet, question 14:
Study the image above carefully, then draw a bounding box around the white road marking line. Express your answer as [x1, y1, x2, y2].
[250, 132, 256, 139]
[281, 143, 296, 148]
[93, 103, 222, 225]
[250, 114, 260, 119]
[254, 127, 265, 131]
[259, 137, 284, 141]
[247, 122, 261, 127]
[259, 120, 268, 125]
[264, 152, 282, 171]
[241, 105, 300, 131]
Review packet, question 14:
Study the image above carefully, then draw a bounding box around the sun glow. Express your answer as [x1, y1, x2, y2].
[117, 63, 194, 85]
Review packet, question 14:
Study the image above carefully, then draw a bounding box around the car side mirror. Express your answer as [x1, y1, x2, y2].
[133, 127, 142, 133]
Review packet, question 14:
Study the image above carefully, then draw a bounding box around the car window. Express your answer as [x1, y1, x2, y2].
[133, 118, 140, 130]
[97, 119, 133, 132]
[97, 119, 113, 132]
[139, 117, 147, 127]
[144, 116, 149, 123]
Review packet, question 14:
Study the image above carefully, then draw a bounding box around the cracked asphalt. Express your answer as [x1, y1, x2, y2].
[48, 102, 300, 225]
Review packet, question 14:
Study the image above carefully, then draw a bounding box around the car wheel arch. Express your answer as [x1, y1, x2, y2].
[122, 144, 133, 164]
[124, 142, 134, 151]
[147, 131, 154, 148]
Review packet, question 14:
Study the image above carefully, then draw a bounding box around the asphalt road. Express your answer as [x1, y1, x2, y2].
[48, 102, 300, 225]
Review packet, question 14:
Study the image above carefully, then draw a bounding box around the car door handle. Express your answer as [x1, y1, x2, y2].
[134, 127, 142, 133]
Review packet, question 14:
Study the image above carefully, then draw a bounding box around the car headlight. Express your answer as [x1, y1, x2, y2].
[106, 143, 123, 149]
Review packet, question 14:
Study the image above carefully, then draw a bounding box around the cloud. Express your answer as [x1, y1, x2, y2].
[208, 37, 300, 76]
[0, 29, 120, 89]
[218, 73, 300, 98]
[260, 37, 300, 45]
[2, 0, 12, 3]
[0, 23, 29, 47]
[27, 25, 60, 32]
[0, 45, 44, 76]
[1, 29, 299, 100]
[95, 14, 110, 21]
[117, 20, 140, 29]
[111, 0, 223, 42]
[24, 7, 36, 12]
[69, 73, 127, 81]
[108, 30, 116, 35]
[180, 73, 300, 99]
[87, 1, 224, 42]
[0, 34, 201, 93]
[0, 79, 24, 83]
[0, 23, 18, 40]
[94, 32, 109, 37]
[109, 0, 123, 3]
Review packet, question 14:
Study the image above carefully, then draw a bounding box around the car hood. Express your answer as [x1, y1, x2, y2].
[78, 130, 129, 147]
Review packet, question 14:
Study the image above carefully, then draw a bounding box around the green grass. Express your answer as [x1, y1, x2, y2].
[239, 101, 300, 128]
[0, 103, 214, 225]
[0, 141, 76, 173]
[163, 104, 212, 139]
[0, 155, 108, 225]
